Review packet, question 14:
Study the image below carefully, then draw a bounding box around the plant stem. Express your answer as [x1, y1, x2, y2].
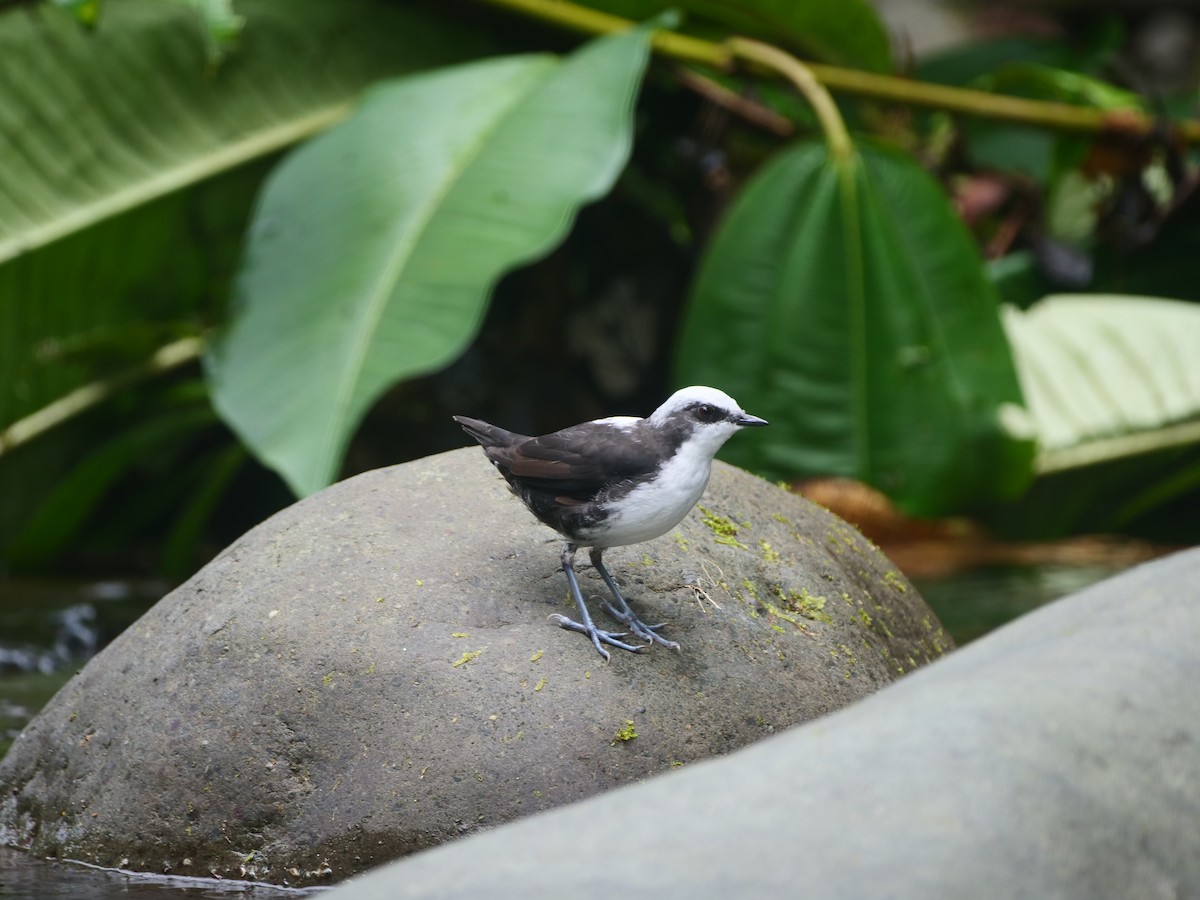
[729, 38, 852, 159]
[483, 0, 729, 67]
[0, 336, 205, 456]
[673, 67, 794, 136]
[478, 0, 1200, 143]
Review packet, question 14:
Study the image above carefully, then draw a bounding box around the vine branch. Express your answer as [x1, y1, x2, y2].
[481, 0, 1200, 143]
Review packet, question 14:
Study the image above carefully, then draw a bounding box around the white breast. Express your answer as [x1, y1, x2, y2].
[586, 442, 715, 549]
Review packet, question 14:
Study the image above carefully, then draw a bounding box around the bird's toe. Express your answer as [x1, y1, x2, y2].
[549, 613, 643, 658]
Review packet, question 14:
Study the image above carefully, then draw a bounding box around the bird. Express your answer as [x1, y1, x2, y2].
[453, 386, 768, 660]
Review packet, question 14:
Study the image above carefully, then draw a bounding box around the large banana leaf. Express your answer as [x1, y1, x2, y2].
[976, 295, 1200, 540]
[0, 0, 486, 559]
[0, 0, 484, 267]
[207, 27, 655, 497]
[1003, 295, 1200, 469]
[674, 140, 1037, 516]
[0, 0, 489, 430]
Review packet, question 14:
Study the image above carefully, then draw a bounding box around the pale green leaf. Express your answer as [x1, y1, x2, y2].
[1003, 295, 1200, 471]
[675, 140, 1036, 515]
[207, 27, 655, 496]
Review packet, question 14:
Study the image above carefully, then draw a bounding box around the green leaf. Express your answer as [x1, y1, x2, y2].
[980, 62, 1142, 111]
[0, 0, 488, 266]
[7, 404, 217, 569]
[583, 0, 892, 72]
[208, 27, 655, 497]
[0, 0, 490, 533]
[49, 0, 100, 26]
[675, 140, 1036, 515]
[175, 0, 245, 64]
[1003, 295, 1200, 468]
[917, 36, 1083, 88]
[959, 62, 1141, 184]
[159, 442, 246, 578]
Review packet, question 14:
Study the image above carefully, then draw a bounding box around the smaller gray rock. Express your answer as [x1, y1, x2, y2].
[327, 548, 1200, 900]
[0, 450, 947, 885]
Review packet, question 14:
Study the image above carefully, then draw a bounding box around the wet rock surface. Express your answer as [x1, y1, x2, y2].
[0, 449, 947, 885]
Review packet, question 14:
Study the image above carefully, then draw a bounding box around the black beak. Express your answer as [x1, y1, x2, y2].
[737, 413, 769, 427]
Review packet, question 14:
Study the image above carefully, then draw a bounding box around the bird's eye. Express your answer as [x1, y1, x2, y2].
[693, 403, 724, 424]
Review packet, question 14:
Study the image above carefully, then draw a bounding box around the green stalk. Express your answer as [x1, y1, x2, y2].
[478, 0, 1200, 143]
[0, 336, 205, 455]
[729, 38, 852, 159]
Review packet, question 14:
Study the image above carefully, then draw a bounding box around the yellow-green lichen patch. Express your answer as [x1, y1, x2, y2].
[756, 597, 811, 634]
[673, 532, 690, 552]
[452, 650, 482, 668]
[534, 676, 547, 692]
[530, 649, 544, 663]
[857, 609, 872, 628]
[319, 672, 348, 691]
[698, 506, 749, 550]
[641, 554, 654, 567]
[451, 632, 468, 639]
[775, 585, 832, 624]
[741, 580, 760, 600]
[758, 539, 779, 563]
[611, 720, 638, 745]
[771, 512, 791, 525]
[883, 570, 908, 593]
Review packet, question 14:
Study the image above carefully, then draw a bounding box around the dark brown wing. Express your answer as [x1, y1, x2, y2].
[498, 422, 662, 503]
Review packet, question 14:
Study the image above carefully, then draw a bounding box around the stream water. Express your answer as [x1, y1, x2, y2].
[0, 562, 1131, 898]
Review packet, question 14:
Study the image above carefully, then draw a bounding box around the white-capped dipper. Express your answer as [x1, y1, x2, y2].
[453, 386, 768, 660]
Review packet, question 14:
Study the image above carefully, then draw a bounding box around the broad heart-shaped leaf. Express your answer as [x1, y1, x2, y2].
[1003, 295, 1200, 467]
[207, 28, 654, 497]
[583, 0, 891, 72]
[674, 140, 1037, 516]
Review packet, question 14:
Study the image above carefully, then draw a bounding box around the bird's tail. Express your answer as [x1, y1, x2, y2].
[452, 415, 527, 450]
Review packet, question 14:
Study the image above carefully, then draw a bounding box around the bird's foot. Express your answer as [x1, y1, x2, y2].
[599, 602, 681, 650]
[549, 614, 644, 661]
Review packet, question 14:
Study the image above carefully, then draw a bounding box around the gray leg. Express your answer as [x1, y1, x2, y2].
[590, 548, 681, 650]
[549, 543, 643, 661]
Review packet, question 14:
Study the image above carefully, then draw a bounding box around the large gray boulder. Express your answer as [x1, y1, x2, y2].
[328, 547, 1200, 900]
[0, 449, 947, 885]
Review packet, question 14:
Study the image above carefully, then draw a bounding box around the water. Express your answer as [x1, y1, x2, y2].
[911, 562, 1130, 645]
[0, 564, 1129, 897]
[0, 579, 164, 758]
[0, 581, 323, 898]
[0, 847, 318, 899]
